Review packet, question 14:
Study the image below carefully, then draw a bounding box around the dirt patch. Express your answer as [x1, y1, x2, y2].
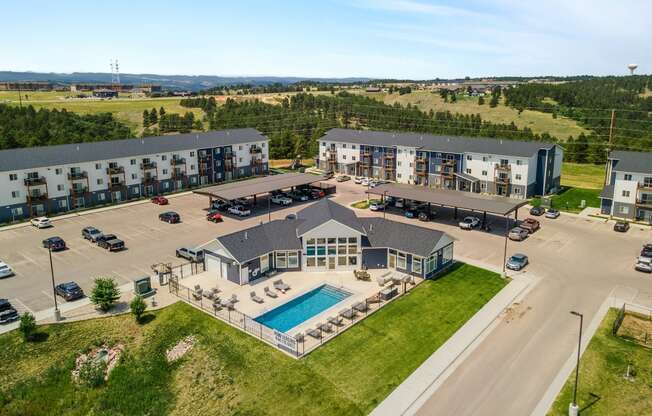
[618, 313, 652, 347]
[501, 302, 532, 324]
[72, 343, 124, 382]
[166, 336, 196, 362]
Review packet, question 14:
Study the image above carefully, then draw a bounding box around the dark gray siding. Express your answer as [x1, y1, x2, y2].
[362, 248, 387, 269]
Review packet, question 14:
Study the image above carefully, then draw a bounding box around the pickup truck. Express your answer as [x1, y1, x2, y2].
[228, 205, 251, 217]
[520, 218, 540, 233]
[98, 237, 125, 251]
[176, 247, 204, 262]
[271, 194, 292, 205]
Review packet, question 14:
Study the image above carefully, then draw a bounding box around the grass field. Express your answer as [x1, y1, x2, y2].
[531, 186, 601, 213]
[548, 309, 652, 415]
[355, 90, 588, 141]
[561, 163, 605, 189]
[0, 263, 505, 416]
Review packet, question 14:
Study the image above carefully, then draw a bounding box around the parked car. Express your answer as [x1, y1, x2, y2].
[287, 190, 309, 201]
[641, 244, 652, 258]
[613, 221, 630, 232]
[206, 212, 223, 222]
[368, 180, 379, 188]
[0, 261, 14, 278]
[360, 178, 370, 186]
[506, 253, 529, 271]
[394, 198, 405, 208]
[545, 209, 560, 219]
[228, 205, 251, 217]
[0, 299, 19, 324]
[418, 210, 436, 222]
[459, 216, 481, 230]
[323, 171, 334, 180]
[81, 226, 103, 242]
[520, 218, 540, 233]
[508, 227, 529, 241]
[150, 196, 169, 205]
[354, 177, 364, 184]
[30, 217, 52, 229]
[98, 237, 125, 251]
[234, 198, 252, 208]
[336, 175, 351, 182]
[159, 211, 181, 223]
[404, 208, 418, 218]
[271, 194, 293, 205]
[176, 247, 204, 262]
[305, 188, 325, 199]
[55, 281, 84, 301]
[369, 200, 387, 211]
[635, 261, 652, 273]
[42, 236, 66, 251]
[529, 206, 545, 216]
[285, 213, 298, 220]
[212, 200, 232, 212]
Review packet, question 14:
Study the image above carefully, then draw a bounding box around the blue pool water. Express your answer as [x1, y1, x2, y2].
[254, 284, 352, 333]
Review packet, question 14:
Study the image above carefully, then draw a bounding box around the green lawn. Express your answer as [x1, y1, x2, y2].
[548, 309, 652, 415]
[0, 263, 505, 416]
[561, 163, 605, 190]
[531, 186, 601, 213]
[351, 199, 378, 209]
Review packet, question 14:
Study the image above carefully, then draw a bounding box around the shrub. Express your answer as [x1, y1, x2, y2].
[19, 312, 36, 341]
[90, 278, 121, 312]
[130, 295, 147, 323]
[78, 359, 107, 387]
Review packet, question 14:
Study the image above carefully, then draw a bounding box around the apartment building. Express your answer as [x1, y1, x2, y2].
[0, 128, 269, 223]
[600, 150, 652, 223]
[317, 128, 563, 199]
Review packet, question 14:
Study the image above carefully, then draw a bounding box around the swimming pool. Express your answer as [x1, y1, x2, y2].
[254, 284, 352, 333]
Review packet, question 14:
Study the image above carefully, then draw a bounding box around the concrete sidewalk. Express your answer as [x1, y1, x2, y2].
[371, 272, 538, 416]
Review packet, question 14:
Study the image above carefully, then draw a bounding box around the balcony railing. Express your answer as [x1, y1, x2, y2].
[198, 153, 211, 161]
[67, 171, 88, 180]
[171, 157, 186, 166]
[141, 161, 157, 170]
[495, 175, 511, 184]
[27, 192, 48, 201]
[442, 159, 456, 166]
[24, 176, 47, 186]
[109, 181, 125, 190]
[142, 176, 158, 184]
[107, 166, 124, 175]
[69, 187, 88, 196]
[172, 170, 186, 179]
[250, 146, 262, 154]
[495, 163, 511, 171]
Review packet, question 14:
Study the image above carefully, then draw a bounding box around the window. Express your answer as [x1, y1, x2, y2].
[276, 251, 288, 268]
[409, 150, 414, 155]
[482, 156, 488, 162]
[425, 255, 436, 274]
[11, 191, 20, 198]
[352, 145, 356, 149]
[644, 177, 652, 187]
[620, 206, 629, 214]
[131, 159, 136, 165]
[500, 159, 509, 166]
[190, 151, 195, 157]
[466, 169, 472, 174]
[348, 256, 357, 266]
[342, 155, 347, 160]
[262, 143, 266, 148]
[11, 207, 23, 216]
[288, 252, 299, 268]
[190, 165, 195, 171]
[514, 188, 521, 194]
[412, 256, 422, 275]
[397, 252, 406, 270]
[238, 157, 243, 163]
[161, 155, 167, 161]
[95, 163, 102, 170]
[98, 193, 106, 201]
[58, 200, 67, 208]
[321, 142, 326, 146]
[306, 257, 316, 267]
[57, 184, 64, 191]
[515, 174, 522, 180]
[397, 173, 402, 178]
[348, 237, 357, 244]
[481, 183, 487, 190]
[9, 174, 17, 181]
[238, 146, 243, 150]
[482, 170, 487, 176]
[466, 155, 472, 161]
[624, 174, 632, 181]
[162, 169, 168, 175]
[55, 168, 62, 175]
[132, 173, 138, 180]
[342, 144, 347, 148]
[622, 190, 630, 197]
[442, 245, 453, 264]
[97, 178, 103, 185]
[516, 160, 522, 166]
[352, 156, 356, 161]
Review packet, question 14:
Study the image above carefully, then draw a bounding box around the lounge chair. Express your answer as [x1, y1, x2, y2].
[339, 308, 356, 320]
[220, 298, 233, 308]
[328, 316, 343, 326]
[202, 287, 218, 300]
[377, 276, 390, 287]
[307, 328, 322, 339]
[273, 279, 291, 292]
[264, 286, 278, 298]
[230, 294, 239, 303]
[191, 286, 203, 300]
[212, 299, 223, 311]
[353, 302, 368, 312]
[294, 332, 305, 342]
[318, 322, 333, 332]
[250, 291, 264, 304]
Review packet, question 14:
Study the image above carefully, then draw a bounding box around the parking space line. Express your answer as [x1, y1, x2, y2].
[40, 290, 54, 301]
[11, 297, 34, 314]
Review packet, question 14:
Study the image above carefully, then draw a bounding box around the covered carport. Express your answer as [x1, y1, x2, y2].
[367, 183, 529, 275]
[193, 172, 331, 220]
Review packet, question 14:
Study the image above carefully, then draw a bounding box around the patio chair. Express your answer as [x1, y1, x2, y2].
[307, 328, 322, 339]
[230, 294, 239, 303]
[191, 286, 203, 300]
[264, 286, 278, 298]
[353, 302, 368, 312]
[294, 332, 305, 342]
[318, 322, 333, 332]
[376, 276, 389, 287]
[212, 300, 223, 311]
[339, 308, 356, 320]
[274, 279, 291, 292]
[250, 291, 264, 304]
[328, 316, 343, 326]
[220, 298, 233, 308]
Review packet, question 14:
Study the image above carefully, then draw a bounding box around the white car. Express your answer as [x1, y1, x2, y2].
[0, 261, 14, 278]
[30, 217, 52, 229]
[545, 209, 560, 219]
[228, 205, 251, 217]
[369, 201, 388, 211]
[354, 177, 364, 184]
[271, 195, 292, 206]
[361, 178, 370, 186]
[459, 216, 481, 230]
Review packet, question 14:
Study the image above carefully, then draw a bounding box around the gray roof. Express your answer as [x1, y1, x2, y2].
[609, 151, 652, 174]
[360, 217, 453, 257]
[296, 198, 366, 236]
[194, 172, 327, 200]
[216, 219, 303, 263]
[322, 128, 556, 158]
[455, 171, 480, 182]
[600, 184, 614, 199]
[367, 183, 527, 215]
[0, 128, 267, 172]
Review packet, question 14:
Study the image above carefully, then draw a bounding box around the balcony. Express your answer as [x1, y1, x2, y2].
[495, 163, 511, 171]
[495, 174, 511, 184]
[142, 175, 158, 184]
[140, 161, 157, 170]
[442, 159, 456, 166]
[107, 166, 124, 175]
[224, 151, 234, 160]
[69, 187, 88, 197]
[27, 192, 48, 201]
[109, 181, 125, 190]
[383, 153, 395, 159]
[198, 152, 211, 161]
[172, 170, 186, 179]
[67, 171, 88, 181]
[24, 176, 47, 186]
[171, 157, 186, 166]
[250, 146, 262, 154]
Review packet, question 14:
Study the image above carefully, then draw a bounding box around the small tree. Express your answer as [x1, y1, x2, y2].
[90, 278, 121, 312]
[78, 359, 107, 387]
[19, 312, 36, 341]
[130, 295, 147, 323]
[478, 96, 485, 105]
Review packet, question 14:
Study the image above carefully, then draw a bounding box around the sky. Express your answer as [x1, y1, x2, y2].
[2, 0, 651, 79]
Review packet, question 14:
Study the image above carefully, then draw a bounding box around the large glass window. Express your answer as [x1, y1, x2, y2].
[412, 256, 422, 275]
[276, 252, 287, 268]
[397, 252, 407, 270]
[317, 257, 326, 267]
[306, 257, 316, 267]
[443, 245, 453, 264]
[306, 246, 315, 256]
[288, 252, 299, 268]
[425, 255, 436, 274]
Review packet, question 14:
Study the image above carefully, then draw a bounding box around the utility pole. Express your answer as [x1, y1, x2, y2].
[17, 83, 22, 108]
[569, 311, 583, 416]
[604, 109, 616, 187]
[48, 245, 61, 321]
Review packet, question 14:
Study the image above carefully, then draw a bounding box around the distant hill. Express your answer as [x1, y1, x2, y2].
[0, 71, 371, 91]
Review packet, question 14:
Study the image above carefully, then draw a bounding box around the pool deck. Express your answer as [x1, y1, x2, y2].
[179, 269, 393, 337]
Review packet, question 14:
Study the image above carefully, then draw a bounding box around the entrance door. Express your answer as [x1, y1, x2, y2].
[221, 262, 228, 280]
[261, 254, 269, 273]
[240, 266, 249, 285]
[388, 252, 396, 269]
[328, 257, 336, 270]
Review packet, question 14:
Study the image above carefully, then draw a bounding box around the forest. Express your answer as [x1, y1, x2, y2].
[0, 104, 132, 150]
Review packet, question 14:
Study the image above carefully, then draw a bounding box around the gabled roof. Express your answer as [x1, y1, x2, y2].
[0, 128, 267, 172]
[360, 217, 453, 258]
[296, 198, 366, 236]
[321, 128, 556, 158]
[609, 151, 652, 174]
[599, 184, 614, 200]
[215, 220, 303, 263]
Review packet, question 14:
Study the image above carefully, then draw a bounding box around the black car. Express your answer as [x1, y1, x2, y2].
[0, 299, 19, 324]
[613, 221, 630, 232]
[42, 236, 66, 251]
[98, 237, 125, 251]
[418, 210, 436, 222]
[642, 244, 652, 258]
[159, 211, 181, 223]
[55, 282, 84, 301]
[95, 234, 117, 245]
[529, 206, 545, 216]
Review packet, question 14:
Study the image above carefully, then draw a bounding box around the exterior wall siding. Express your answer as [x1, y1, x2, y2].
[362, 248, 388, 269]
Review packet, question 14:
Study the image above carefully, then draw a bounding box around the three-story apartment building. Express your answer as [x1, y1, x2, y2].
[600, 150, 652, 223]
[0, 128, 269, 223]
[317, 129, 563, 199]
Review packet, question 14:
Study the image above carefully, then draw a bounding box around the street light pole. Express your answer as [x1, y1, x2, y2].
[569, 311, 583, 416]
[48, 245, 61, 321]
[268, 194, 271, 223]
[502, 214, 509, 276]
[383, 190, 388, 220]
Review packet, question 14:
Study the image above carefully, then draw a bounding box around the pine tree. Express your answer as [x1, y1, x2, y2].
[142, 109, 150, 127]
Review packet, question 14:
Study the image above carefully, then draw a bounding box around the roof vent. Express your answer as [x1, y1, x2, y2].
[76, 145, 80, 151]
[370, 223, 373, 232]
[244, 231, 248, 240]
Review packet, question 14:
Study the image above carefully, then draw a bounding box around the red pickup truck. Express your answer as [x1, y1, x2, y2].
[520, 218, 540, 233]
